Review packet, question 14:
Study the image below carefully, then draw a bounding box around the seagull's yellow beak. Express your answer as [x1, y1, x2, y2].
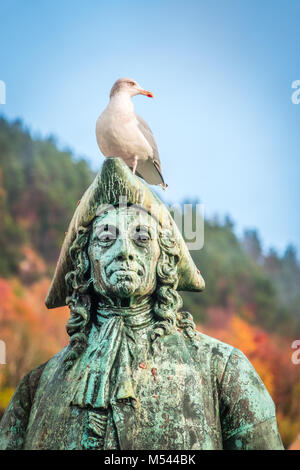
[139, 89, 154, 98]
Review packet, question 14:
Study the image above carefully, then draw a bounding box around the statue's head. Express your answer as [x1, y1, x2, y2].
[63, 204, 184, 369]
[45, 158, 205, 369]
[89, 206, 161, 305]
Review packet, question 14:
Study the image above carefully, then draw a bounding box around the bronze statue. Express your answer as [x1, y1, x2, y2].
[0, 158, 283, 450]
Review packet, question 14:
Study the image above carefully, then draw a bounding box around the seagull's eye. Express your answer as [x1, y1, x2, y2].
[128, 81, 135, 86]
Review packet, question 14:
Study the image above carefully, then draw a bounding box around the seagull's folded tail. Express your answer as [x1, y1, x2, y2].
[136, 158, 167, 189]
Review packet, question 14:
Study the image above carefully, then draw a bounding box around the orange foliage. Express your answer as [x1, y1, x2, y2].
[0, 277, 69, 393]
[19, 246, 47, 280]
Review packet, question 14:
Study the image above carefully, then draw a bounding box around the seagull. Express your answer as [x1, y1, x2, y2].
[96, 78, 167, 189]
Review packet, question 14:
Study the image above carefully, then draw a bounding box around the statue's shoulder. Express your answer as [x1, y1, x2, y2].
[22, 347, 69, 395]
[190, 330, 270, 395]
[0, 347, 69, 450]
[23, 361, 49, 399]
[33, 346, 69, 385]
[193, 330, 235, 365]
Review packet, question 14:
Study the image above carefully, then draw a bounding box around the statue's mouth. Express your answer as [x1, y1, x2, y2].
[112, 269, 143, 279]
[108, 265, 145, 277]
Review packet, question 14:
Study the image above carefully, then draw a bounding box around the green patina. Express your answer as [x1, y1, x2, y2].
[0, 159, 284, 450]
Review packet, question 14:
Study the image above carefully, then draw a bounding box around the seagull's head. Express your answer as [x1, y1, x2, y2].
[110, 78, 154, 99]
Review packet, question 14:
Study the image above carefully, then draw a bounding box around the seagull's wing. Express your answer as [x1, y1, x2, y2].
[136, 115, 161, 167]
[136, 114, 167, 188]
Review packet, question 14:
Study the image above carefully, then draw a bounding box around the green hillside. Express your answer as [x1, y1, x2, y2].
[0, 117, 94, 275]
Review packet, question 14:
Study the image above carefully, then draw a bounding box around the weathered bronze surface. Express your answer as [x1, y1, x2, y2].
[0, 158, 284, 450]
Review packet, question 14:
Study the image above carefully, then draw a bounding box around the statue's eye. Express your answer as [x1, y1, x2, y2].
[99, 232, 115, 242]
[132, 227, 151, 244]
[95, 225, 117, 244]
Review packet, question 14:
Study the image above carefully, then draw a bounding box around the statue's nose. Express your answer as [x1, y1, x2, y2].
[116, 236, 134, 262]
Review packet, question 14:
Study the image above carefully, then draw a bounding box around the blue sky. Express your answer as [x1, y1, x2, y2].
[0, 0, 299, 254]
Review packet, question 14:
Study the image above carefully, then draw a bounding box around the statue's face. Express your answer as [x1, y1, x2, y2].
[88, 206, 160, 304]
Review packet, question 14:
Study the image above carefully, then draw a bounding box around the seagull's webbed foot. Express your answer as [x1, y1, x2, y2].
[132, 156, 138, 175]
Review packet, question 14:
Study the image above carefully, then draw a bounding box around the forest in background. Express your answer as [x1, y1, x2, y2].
[0, 116, 299, 447]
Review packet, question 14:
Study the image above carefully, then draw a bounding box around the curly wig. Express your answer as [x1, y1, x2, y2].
[63, 220, 196, 370]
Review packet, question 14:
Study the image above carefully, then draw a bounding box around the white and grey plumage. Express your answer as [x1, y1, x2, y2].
[96, 78, 167, 189]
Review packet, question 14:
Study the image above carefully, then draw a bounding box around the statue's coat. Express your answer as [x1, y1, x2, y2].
[0, 327, 283, 450]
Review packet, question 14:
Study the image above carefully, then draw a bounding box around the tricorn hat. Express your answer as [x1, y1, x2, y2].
[45, 158, 205, 308]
